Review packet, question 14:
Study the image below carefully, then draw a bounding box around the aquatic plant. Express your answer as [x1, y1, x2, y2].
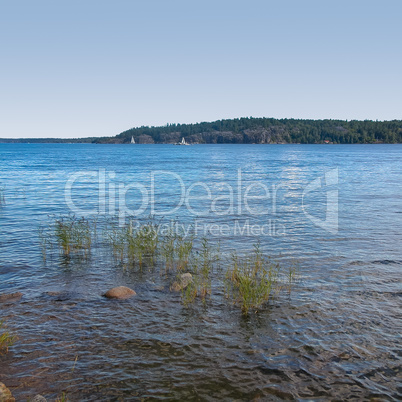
[37, 216, 298, 315]
[55, 216, 92, 256]
[131, 220, 159, 266]
[0, 320, 16, 354]
[198, 238, 217, 277]
[225, 244, 283, 315]
[175, 232, 194, 271]
[105, 223, 126, 261]
[161, 228, 176, 270]
[104, 219, 159, 267]
[179, 238, 221, 306]
[56, 392, 69, 402]
[38, 215, 96, 261]
[181, 278, 198, 306]
[286, 261, 300, 295]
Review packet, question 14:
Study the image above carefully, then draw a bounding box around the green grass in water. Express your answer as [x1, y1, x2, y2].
[0, 320, 16, 354]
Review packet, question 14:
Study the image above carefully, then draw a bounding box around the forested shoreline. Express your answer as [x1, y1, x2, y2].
[2, 117, 401, 144]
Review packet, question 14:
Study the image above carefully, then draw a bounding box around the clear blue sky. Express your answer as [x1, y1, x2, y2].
[0, 0, 401, 138]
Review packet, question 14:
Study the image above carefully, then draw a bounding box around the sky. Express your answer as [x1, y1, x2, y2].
[0, 0, 401, 138]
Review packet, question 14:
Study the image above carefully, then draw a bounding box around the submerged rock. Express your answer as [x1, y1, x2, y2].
[104, 286, 136, 299]
[31, 396, 47, 402]
[171, 273, 193, 292]
[45, 291, 77, 301]
[171, 282, 182, 292]
[181, 273, 193, 287]
[0, 382, 15, 402]
[0, 292, 22, 302]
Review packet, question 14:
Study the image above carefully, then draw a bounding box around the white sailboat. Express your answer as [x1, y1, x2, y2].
[174, 137, 190, 145]
[131, 136, 135, 144]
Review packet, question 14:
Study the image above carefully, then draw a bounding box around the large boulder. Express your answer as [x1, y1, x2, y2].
[171, 273, 193, 292]
[0, 382, 15, 402]
[103, 286, 136, 299]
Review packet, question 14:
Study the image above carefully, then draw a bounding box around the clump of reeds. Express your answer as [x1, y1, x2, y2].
[37, 215, 300, 314]
[225, 243, 283, 315]
[175, 231, 194, 271]
[130, 220, 159, 266]
[180, 273, 213, 306]
[0, 320, 16, 354]
[285, 261, 300, 295]
[104, 221, 126, 261]
[54, 216, 92, 257]
[160, 226, 176, 270]
[104, 218, 159, 268]
[180, 238, 220, 306]
[180, 277, 198, 306]
[38, 215, 94, 261]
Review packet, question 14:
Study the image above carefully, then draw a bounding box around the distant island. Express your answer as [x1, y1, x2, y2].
[1, 117, 401, 144]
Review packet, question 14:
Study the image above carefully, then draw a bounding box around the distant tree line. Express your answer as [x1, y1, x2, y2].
[1, 118, 401, 144]
[93, 117, 402, 144]
[0, 138, 95, 143]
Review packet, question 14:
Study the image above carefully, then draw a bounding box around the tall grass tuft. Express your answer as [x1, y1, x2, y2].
[225, 243, 283, 315]
[180, 238, 220, 306]
[105, 222, 126, 261]
[286, 261, 300, 295]
[175, 230, 194, 271]
[104, 218, 159, 268]
[160, 227, 176, 270]
[181, 278, 198, 306]
[0, 320, 16, 354]
[55, 216, 92, 257]
[56, 392, 69, 402]
[131, 220, 159, 267]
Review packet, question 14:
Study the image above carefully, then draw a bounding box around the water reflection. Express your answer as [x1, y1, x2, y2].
[0, 144, 401, 400]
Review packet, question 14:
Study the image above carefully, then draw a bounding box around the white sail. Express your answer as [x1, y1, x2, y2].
[173, 137, 190, 145]
[131, 136, 135, 144]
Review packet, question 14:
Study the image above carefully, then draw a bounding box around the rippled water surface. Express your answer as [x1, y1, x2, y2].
[0, 144, 401, 400]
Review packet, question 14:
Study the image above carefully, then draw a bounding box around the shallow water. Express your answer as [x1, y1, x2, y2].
[0, 144, 401, 400]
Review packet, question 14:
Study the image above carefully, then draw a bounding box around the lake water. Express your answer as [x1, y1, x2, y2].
[0, 144, 401, 400]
